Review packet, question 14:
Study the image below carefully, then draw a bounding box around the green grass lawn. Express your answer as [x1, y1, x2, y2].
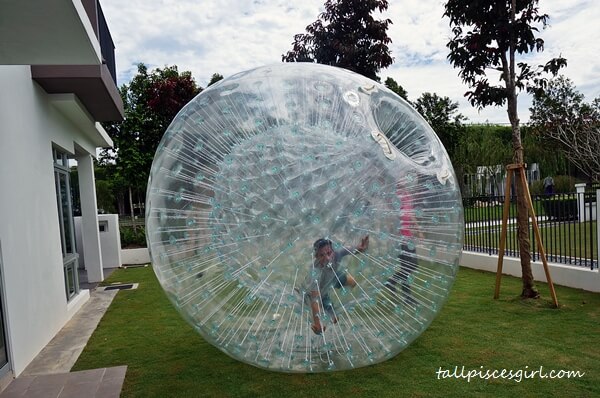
[464, 202, 547, 223]
[463, 195, 580, 223]
[464, 203, 515, 223]
[465, 221, 598, 261]
[73, 266, 600, 398]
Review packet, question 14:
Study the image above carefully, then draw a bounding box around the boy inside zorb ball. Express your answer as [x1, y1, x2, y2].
[145, 63, 464, 373]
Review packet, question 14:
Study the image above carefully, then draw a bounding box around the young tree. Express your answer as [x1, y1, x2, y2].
[413, 92, 466, 161]
[282, 0, 393, 81]
[100, 64, 201, 227]
[444, 0, 566, 298]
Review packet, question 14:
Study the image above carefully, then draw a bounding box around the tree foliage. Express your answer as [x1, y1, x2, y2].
[282, 0, 393, 81]
[413, 92, 466, 160]
[551, 122, 600, 182]
[528, 76, 600, 180]
[384, 77, 409, 101]
[444, 0, 566, 299]
[457, 125, 512, 170]
[530, 76, 590, 128]
[454, 125, 513, 196]
[529, 77, 600, 181]
[444, 0, 566, 112]
[529, 76, 600, 181]
[521, 125, 569, 179]
[208, 73, 224, 87]
[145, 66, 199, 132]
[100, 64, 201, 217]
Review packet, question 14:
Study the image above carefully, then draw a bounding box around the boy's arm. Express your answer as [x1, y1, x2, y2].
[356, 235, 369, 252]
[336, 235, 370, 260]
[310, 290, 324, 334]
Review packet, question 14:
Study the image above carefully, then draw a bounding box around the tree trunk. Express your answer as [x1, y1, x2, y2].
[507, 98, 539, 299]
[505, 0, 538, 298]
[117, 192, 125, 216]
[129, 185, 137, 232]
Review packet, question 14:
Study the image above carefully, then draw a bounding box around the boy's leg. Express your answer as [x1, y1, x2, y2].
[385, 257, 405, 292]
[401, 282, 418, 306]
[385, 247, 416, 293]
[399, 249, 418, 305]
[385, 271, 403, 291]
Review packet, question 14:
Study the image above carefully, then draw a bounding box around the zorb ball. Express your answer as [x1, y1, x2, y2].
[146, 63, 464, 373]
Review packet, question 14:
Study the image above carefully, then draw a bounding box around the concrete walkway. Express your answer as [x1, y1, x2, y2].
[21, 289, 118, 376]
[0, 366, 127, 398]
[0, 269, 127, 397]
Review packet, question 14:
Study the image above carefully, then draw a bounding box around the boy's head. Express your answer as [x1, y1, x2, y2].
[313, 238, 334, 266]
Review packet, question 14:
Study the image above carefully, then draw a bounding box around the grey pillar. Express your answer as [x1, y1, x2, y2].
[77, 154, 104, 282]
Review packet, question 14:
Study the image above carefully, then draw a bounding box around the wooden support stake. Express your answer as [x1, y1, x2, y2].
[494, 163, 559, 307]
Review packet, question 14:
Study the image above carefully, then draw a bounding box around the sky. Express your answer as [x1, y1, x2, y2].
[101, 0, 600, 125]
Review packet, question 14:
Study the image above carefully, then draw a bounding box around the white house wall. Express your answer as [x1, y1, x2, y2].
[0, 65, 94, 376]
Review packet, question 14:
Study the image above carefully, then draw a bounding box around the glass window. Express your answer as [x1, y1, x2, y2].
[53, 148, 68, 168]
[53, 148, 79, 301]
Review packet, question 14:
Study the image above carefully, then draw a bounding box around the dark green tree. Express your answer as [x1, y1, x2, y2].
[444, 0, 567, 298]
[207, 73, 224, 87]
[282, 0, 393, 81]
[413, 92, 466, 160]
[530, 75, 592, 128]
[100, 64, 201, 227]
[384, 77, 409, 101]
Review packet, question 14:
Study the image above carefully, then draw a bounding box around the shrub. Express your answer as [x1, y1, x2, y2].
[120, 225, 147, 248]
[532, 175, 576, 195]
[541, 197, 578, 220]
[553, 175, 576, 193]
[530, 180, 543, 195]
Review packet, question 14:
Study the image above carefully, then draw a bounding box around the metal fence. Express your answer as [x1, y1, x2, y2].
[463, 191, 598, 269]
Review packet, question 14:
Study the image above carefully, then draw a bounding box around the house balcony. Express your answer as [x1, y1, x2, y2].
[31, 64, 123, 122]
[0, 0, 124, 122]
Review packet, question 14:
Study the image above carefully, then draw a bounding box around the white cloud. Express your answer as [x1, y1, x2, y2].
[101, 0, 600, 124]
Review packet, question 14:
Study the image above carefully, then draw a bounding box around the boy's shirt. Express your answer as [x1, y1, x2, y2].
[302, 248, 351, 294]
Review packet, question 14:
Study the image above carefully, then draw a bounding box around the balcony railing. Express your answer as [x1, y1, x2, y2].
[97, 2, 117, 85]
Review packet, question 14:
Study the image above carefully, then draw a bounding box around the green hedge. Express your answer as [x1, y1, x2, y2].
[541, 197, 578, 220]
[120, 225, 147, 248]
[531, 175, 577, 195]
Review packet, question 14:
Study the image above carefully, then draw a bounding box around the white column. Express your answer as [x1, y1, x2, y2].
[77, 154, 104, 282]
[597, 189, 599, 270]
[575, 183, 586, 223]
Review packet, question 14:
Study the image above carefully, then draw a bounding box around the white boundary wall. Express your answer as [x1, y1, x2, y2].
[119, 247, 600, 293]
[121, 248, 151, 265]
[461, 250, 600, 293]
[74, 214, 122, 269]
[122, 248, 600, 293]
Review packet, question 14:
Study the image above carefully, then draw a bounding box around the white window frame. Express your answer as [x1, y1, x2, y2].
[53, 148, 79, 301]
